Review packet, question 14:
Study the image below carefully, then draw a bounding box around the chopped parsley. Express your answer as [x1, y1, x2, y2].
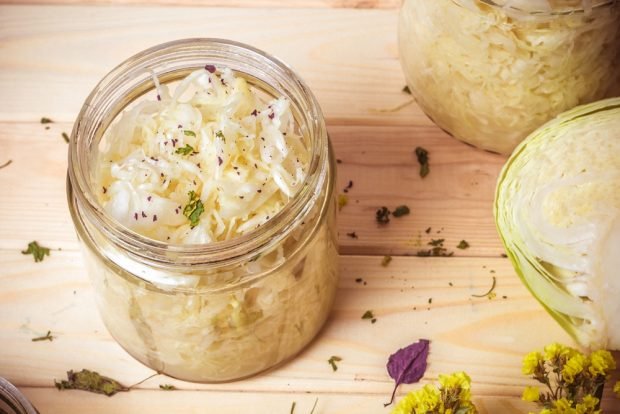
[183, 191, 204, 228]
[183, 130, 196, 137]
[62, 132, 70, 143]
[159, 384, 176, 390]
[21, 241, 51, 262]
[175, 144, 196, 155]
[376, 206, 390, 224]
[457, 240, 470, 249]
[415, 147, 429, 178]
[328, 356, 342, 372]
[215, 130, 225, 141]
[417, 239, 454, 257]
[40, 117, 53, 124]
[392, 205, 410, 217]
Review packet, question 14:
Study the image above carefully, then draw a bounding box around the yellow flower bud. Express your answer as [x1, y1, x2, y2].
[522, 351, 544, 375]
[561, 353, 587, 384]
[522, 386, 540, 402]
[588, 349, 616, 376]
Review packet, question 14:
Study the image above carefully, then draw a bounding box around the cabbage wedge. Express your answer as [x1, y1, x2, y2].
[495, 98, 620, 350]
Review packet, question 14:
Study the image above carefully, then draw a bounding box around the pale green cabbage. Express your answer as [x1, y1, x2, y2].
[495, 97, 620, 349]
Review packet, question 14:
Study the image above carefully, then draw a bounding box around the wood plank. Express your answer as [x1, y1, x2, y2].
[16, 388, 538, 414]
[0, 5, 431, 127]
[16, 387, 568, 414]
[1, 0, 403, 9]
[0, 122, 507, 257]
[0, 251, 574, 395]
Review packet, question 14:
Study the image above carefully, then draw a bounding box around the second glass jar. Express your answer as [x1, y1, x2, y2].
[399, 0, 620, 155]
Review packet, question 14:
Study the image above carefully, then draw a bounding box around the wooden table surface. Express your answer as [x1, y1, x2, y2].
[0, 2, 618, 413]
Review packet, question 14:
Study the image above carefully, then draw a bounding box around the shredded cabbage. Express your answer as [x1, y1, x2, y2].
[495, 98, 620, 350]
[398, 0, 620, 154]
[96, 66, 309, 244]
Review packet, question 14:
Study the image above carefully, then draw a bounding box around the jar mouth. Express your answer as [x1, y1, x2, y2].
[453, 0, 615, 15]
[68, 38, 330, 265]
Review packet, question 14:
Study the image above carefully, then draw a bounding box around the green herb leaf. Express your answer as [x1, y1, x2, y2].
[40, 117, 53, 124]
[429, 238, 445, 247]
[183, 130, 196, 137]
[338, 194, 348, 211]
[215, 130, 225, 141]
[175, 144, 196, 156]
[327, 356, 342, 372]
[0, 159, 12, 170]
[183, 191, 204, 228]
[21, 241, 51, 262]
[32, 330, 55, 342]
[376, 206, 390, 224]
[362, 310, 377, 323]
[402, 85, 412, 95]
[457, 240, 470, 249]
[62, 132, 70, 143]
[471, 276, 497, 298]
[381, 255, 392, 267]
[415, 147, 429, 178]
[159, 384, 176, 390]
[54, 369, 129, 396]
[392, 205, 410, 217]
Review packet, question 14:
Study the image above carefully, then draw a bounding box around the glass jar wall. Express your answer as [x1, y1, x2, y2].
[67, 39, 338, 383]
[398, 0, 620, 154]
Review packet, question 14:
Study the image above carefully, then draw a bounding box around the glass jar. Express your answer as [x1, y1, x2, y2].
[67, 39, 338, 382]
[0, 378, 39, 414]
[398, 0, 620, 155]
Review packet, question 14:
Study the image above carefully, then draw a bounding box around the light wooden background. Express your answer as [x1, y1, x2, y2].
[0, 2, 618, 413]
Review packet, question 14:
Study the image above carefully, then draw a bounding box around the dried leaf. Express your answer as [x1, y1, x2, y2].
[21, 241, 51, 262]
[415, 147, 429, 178]
[393, 205, 410, 218]
[457, 240, 470, 249]
[159, 384, 176, 390]
[385, 338, 430, 406]
[54, 369, 129, 396]
[328, 356, 342, 372]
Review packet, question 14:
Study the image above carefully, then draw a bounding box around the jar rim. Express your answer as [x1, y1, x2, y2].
[67, 38, 330, 266]
[452, 0, 616, 15]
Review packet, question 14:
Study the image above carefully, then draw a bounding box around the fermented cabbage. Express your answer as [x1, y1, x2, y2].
[398, 0, 620, 154]
[96, 66, 309, 244]
[77, 66, 338, 382]
[495, 98, 620, 350]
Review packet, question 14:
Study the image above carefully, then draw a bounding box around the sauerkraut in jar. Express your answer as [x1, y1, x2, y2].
[67, 39, 338, 382]
[398, 0, 620, 154]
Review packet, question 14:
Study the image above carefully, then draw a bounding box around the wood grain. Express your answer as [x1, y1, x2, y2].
[1, 0, 403, 9]
[0, 122, 507, 257]
[0, 250, 593, 411]
[0, 5, 431, 127]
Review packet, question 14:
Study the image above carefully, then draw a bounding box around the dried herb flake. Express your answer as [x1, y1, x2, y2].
[457, 240, 470, 250]
[362, 310, 374, 320]
[376, 206, 390, 224]
[159, 384, 176, 390]
[328, 356, 342, 372]
[381, 255, 392, 267]
[415, 147, 430, 178]
[385, 338, 430, 406]
[32, 330, 55, 342]
[338, 194, 348, 211]
[343, 180, 353, 193]
[402, 85, 412, 95]
[0, 159, 12, 170]
[62, 132, 70, 143]
[183, 130, 196, 137]
[392, 205, 410, 218]
[54, 369, 129, 396]
[175, 144, 196, 155]
[21, 241, 51, 262]
[471, 276, 497, 298]
[40, 117, 53, 124]
[346, 231, 358, 239]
